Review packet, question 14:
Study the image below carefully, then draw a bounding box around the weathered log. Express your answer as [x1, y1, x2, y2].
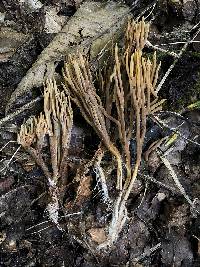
[6, 1, 130, 113]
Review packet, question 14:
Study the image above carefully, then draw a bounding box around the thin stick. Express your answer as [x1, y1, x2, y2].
[0, 97, 42, 128]
[146, 40, 178, 58]
[0, 141, 17, 152]
[159, 151, 195, 208]
[0, 145, 21, 173]
[156, 26, 200, 93]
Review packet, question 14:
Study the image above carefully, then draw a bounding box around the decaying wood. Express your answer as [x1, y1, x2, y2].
[6, 0, 130, 113]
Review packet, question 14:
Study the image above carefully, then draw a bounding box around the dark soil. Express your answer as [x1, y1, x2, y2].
[0, 1, 200, 266]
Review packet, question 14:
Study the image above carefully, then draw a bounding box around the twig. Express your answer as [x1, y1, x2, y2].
[158, 151, 197, 209]
[132, 242, 161, 262]
[30, 191, 47, 206]
[156, 26, 200, 93]
[144, 2, 157, 20]
[160, 40, 200, 46]
[0, 145, 21, 174]
[146, 40, 179, 58]
[0, 97, 42, 128]
[153, 115, 200, 147]
[25, 212, 82, 232]
[136, 0, 158, 21]
[0, 141, 17, 152]
[136, 181, 148, 209]
[140, 173, 179, 194]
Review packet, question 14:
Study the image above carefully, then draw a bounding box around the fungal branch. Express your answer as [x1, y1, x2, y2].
[18, 79, 73, 227]
[124, 17, 150, 58]
[17, 17, 164, 247]
[63, 18, 164, 247]
[106, 46, 165, 247]
[43, 80, 73, 182]
[122, 48, 164, 196]
[63, 54, 123, 190]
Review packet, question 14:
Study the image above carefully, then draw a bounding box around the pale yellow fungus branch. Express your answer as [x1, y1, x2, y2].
[125, 17, 150, 56]
[99, 45, 163, 248]
[63, 18, 163, 248]
[63, 54, 123, 190]
[18, 79, 73, 228]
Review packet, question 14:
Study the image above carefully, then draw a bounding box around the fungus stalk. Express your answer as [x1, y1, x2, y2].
[18, 79, 73, 228]
[63, 18, 164, 247]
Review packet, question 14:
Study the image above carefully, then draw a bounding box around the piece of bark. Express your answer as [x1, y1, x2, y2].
[6, 0, 130, 113]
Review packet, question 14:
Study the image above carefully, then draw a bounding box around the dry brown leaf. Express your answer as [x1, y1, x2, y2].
[88, 228, 107, 244]
[66, 175, 93, 210]
[76, 175, 92, 199]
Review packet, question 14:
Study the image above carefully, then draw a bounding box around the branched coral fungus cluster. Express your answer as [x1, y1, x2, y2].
[18, 18, 164, 248]
[18, 80, 73, 229]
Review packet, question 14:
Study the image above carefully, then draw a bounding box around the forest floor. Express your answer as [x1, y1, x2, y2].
[0, 1, 200, 266]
